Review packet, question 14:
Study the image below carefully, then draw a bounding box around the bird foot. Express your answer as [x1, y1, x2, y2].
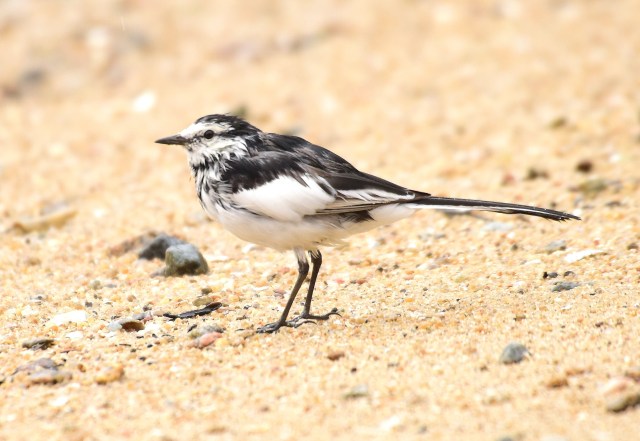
[256, 308, 340, 334]
[294, 307, 341, 322]
[256, 319, 316, 334]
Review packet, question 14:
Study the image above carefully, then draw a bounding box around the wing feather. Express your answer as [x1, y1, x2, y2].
[223, 137, 421, 219]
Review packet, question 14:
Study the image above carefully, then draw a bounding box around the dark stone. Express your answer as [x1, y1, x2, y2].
[138, 234, 185, 260]
[551, 281, 580, 292]
[575, 159, 594, 173]
[22, 338, 55, 350]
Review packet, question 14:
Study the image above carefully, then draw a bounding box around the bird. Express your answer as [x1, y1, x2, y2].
[156, 114, 580, 333]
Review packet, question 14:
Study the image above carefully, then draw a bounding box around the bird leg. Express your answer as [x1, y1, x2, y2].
[256, 249, 313, 333]
[291, 250, 340, 322]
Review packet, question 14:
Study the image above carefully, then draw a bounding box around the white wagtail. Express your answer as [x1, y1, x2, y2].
[156, 114, 580, 333]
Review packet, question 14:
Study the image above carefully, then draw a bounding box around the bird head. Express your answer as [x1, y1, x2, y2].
[156, 114, 260, 154]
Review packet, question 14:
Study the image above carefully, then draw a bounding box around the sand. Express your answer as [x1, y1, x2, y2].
[1, 1, 639, 440]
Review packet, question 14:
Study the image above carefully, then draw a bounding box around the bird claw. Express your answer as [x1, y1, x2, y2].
[256, 308, 339, 334]
[295, 307, 341, 321]
[256, 319, 316, 334]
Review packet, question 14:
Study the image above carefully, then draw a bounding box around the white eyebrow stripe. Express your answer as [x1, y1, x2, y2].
[180, 121, 228, 139]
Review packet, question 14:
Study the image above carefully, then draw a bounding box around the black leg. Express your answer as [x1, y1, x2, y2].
[257, 249, 311, 333]
[295, 250, 339, 321]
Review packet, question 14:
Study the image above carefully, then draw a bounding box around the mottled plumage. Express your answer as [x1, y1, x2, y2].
[156, 114, 579, 333]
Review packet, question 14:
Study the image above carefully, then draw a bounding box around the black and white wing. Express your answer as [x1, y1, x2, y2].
[221, 134, 422, 222]
[224, 133, 579, 222]
[314, 170, 423, 214]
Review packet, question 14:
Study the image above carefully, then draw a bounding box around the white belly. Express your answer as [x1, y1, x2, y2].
[212, 204, 416, 251]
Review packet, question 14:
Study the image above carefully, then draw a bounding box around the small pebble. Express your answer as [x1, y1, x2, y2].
[327, 350, 346, 361]
[188, 324, 225, 339]
[574, 178, 609, 196]
[551, 281, 580, 292]
[28, 369, 72, 385]
[600, 376, 635, 397]
[548, 116, 568, 129]
[162, 244, 209, 276]
[575, 159, 594, 173]
[546, 375, 569, 388]
[191, 332, 223, 348]
[564, 249, 605, 263]
[132, 311, 155, 321]
[606, 391, 640, 413]
[193, 296, 216, 307]
[22, 338, 55, 350]
[108, 318, 145, 332]
[525, 167, 549, 180]
[15, 358, 58, 373]
[499, 342, 529, 364]
[95, 364, 125, 384]
[48, 310, 88, 326]
[65, 331, 84, 340]
[138, 233, 185, 260]
[544, 240, 567, 253]
[119, 318, 145, 332]
[88, 279, 102, 290]
[107, 321, 123, 332]
[543, 271, 559, 279]
[108, 231, 159, 257]
[343, 384, 369, 399]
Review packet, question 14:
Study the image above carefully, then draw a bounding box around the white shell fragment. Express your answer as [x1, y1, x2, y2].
[564, 249, 605, 263]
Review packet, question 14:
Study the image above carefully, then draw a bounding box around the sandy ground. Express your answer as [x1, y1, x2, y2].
[1, 1, 639, 440]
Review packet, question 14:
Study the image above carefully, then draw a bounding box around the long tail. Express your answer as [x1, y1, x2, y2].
[409, 196, 580, 221]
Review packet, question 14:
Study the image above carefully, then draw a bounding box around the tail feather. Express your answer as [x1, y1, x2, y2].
[410, 196, 580, 222]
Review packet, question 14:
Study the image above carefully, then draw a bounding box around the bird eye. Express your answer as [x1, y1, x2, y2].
[203, 130, 214, 139]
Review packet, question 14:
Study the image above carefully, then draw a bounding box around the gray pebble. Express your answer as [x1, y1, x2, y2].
[499, 342, 530, 364]
[15, 358, 58, 373]
[107, 321, 123, 332]
[138, 233, 185, 260]
[544, 240, 567, 253]
[22, 338, 55, 350]
[551, 281, 580, 292]
[28, 369, 72, 385]
[162, 244, 209, 277]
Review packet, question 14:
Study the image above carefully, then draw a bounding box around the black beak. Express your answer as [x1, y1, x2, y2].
[155, 134, 188, 145]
